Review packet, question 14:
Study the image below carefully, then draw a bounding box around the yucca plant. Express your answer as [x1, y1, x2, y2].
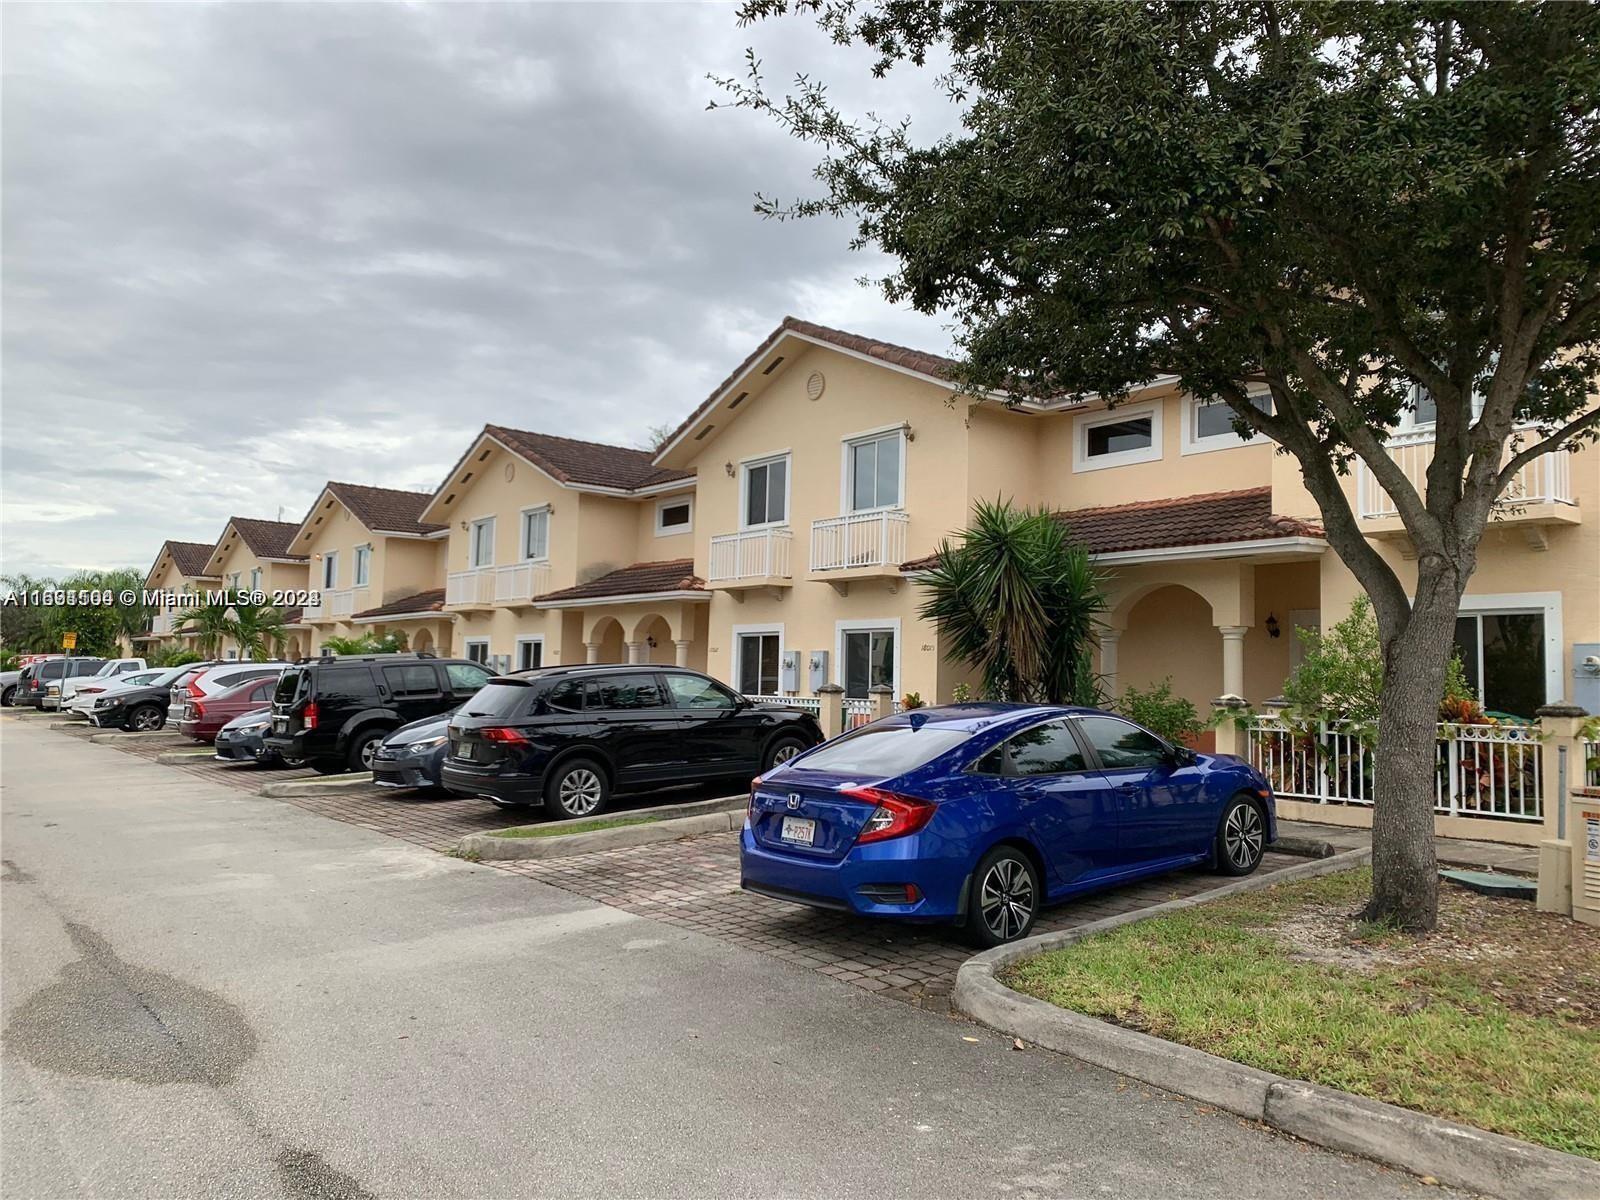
[917, 500, 1106, 704]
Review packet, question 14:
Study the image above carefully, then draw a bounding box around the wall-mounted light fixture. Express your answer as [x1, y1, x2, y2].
[646, 635, 658, 649]
[1265, 612, 1281, 638]
[724, 462, 735, 478]
[905, 424, 915, 443]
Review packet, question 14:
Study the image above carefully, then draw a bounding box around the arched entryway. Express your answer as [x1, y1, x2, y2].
[630, 614, 677, 665]
[413, 627, 434, 654]
[1112, 585, 1221, 715]
[586, 617, 626, 664]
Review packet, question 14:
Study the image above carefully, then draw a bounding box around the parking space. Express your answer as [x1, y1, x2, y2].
[72, 719, 1310, 1010]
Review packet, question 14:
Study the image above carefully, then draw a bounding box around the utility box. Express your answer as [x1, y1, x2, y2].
[808, 650, 829, 694]
[779, 651, 799, 694]
[1571, 643, 1600, 716]
[1573, 792, 1600, 928]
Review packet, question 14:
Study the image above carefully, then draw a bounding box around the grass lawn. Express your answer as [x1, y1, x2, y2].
[1001, 868, 1600, 1160]
[487, 815, 661, 839]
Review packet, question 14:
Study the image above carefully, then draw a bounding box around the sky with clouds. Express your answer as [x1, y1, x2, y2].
[1, 2, 958, 580]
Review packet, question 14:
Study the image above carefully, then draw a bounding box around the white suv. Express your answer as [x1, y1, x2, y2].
[51, 658, 149, 712]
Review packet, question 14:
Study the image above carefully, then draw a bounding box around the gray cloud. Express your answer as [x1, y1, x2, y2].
[1, 2, 957, 579]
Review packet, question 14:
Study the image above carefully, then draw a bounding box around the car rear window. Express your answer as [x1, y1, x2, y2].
[460, 682, 531, 719]
[796, 724, 972, 777]
[273, 669, 307, 705]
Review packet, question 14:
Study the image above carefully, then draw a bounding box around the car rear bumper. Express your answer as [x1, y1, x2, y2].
[737, 826, 964, 920]
[177, 720, 217, 743]
[263, 733, 310, 759]
[441, 763, 543, 805]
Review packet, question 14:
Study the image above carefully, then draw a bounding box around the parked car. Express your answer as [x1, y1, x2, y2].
[739, 703, 1277, 947]
[0, 668, 23, 707]
[87, 673, 183, 731]
[170, 661, 287, 715]
[177, 673, 283, 743]
[66, 669, 167, 717]
[442, 665, 825, 819]
[14, 657, 105, 709]
[214, 709, 306, 767]
[371, 713, 460, 792]
[265, 655, 497, 775]
[55, 657, 149, 711]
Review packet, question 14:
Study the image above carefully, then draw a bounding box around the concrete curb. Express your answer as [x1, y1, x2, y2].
[88, 731, 190, 745]
[260, 774, 376, 797]
[458, 795, 746, 861]
[1271, 834, 1336, 858]
[154, 748, 219, 763]
[952, 847, 1600, 1200]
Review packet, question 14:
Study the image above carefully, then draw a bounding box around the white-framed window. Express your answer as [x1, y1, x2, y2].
[521, 507, 550, 561]
[1073, 401, 1163, 472]
[655, 496, 694, 536]
[322, 551, 339, 590]
[1396, 383, 1484, 434]
[515, 637, 544, 672]
[1181, 391, 1273, 455]
[248, 567, 262, 592]
[469, 517, 496, 568]
[741, 453, 790, 528]
[842, 427, 905, 512]
[464, 639, 491, 665]
[354, 545, 371, 587]
[1452, 592, 1562, 719]
[836, 618, 900, 699]
[732, 624, 783, 695]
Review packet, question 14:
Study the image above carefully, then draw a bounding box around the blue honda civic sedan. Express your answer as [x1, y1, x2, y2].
[740, 703, 1277, 946]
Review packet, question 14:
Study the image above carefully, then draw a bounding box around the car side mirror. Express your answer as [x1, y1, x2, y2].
[1164, 745, 1197, 768]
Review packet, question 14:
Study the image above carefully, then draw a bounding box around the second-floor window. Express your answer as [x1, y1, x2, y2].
[470, 517, 496, 568]
[743, 454, 788, 527]
[354, 545, 371, 587]
[322, 551, 339, 590]
[656, 497, 693, 535]
[228, 572, 241, 590]
[1074, 402, 1163, 471]
[845, 429, 904, 512]
[248, 567, 262, 592]
[521, 508, 549, 561]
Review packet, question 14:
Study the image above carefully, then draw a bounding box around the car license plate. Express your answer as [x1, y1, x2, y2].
[780, 816, 816, 846]
[272, 718, 286, 733]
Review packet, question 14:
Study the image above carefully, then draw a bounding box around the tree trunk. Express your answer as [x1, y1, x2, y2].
[1363, 573, 1462, 931]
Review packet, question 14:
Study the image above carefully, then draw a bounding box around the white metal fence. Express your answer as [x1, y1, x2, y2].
[1246, 716, 1544, 822]
[809, 510, 909, 572]
[743, 694, 896, 731]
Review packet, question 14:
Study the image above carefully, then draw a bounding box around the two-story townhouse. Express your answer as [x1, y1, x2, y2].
[199, 517, 312, 659]
[419, 425, 697, 672]
[131, 539, 220, 652]
[283, 483, 451, 654]
[652, 318, 1598, 744]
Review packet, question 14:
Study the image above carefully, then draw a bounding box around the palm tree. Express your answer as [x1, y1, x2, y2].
[228, 601, 288, 662]
[172, 597, 233, 657]
[917, 500, 1107, 704]
[319, 634, 375, 656]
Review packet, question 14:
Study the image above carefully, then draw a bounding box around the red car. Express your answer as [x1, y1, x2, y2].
[177, 676, 280, 743]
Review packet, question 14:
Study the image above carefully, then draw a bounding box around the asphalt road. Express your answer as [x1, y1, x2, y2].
[1, 719, 1454, 1199]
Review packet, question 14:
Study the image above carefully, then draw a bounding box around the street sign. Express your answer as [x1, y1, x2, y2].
[62, 632, 77, 650]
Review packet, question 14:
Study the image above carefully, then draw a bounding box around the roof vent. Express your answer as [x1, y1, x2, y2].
[728, 391, 749, 410]
[444, 493, 455, 506]
[694, 425, 715, 441]
[806, 371, 825, 401]
[761, 356, 784, 375]
[477, 449, 492, 462]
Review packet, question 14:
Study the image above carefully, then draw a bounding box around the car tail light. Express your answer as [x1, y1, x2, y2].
[186, 680, 206, 698]
[479, 726, 529, 746]
[846, 786, 937, 845]
[303, 701, 319, 730]
[748, 775, 763, 823]
[192, 702, 206, 718]
[81, 686, 104, 695]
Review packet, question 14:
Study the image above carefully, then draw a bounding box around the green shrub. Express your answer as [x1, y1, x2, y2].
[1115, 679, 1204, 745]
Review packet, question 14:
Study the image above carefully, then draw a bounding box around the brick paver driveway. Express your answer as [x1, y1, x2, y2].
[498, 833, 1307, 1012]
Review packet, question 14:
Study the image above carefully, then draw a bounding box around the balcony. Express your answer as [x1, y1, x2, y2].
[708, 528, 793, 593]
[447, 563, 553, 608]
[305, 587, 368, 622]
[446, 568, 495, 608]
[809, 510, 909, 589]
[1358, 430, 1580, 547]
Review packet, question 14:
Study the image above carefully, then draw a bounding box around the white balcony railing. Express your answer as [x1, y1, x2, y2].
[494, 561, 552, 603]
[151, 612, 175, 635]
[809, 510, 909, 572]
[709, 528, 793, 582]
[1358, 429, 1576, 520]
[446, 568, 495, 605]
[331, 587, 367, 618]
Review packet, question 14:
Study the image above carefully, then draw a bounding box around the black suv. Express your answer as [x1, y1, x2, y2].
[15, 657, 105, 708]
[442, 664, 824, 819]
[264, 654, 497, 774]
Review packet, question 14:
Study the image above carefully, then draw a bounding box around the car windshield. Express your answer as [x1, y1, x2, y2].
[795, 723, 972, 777]
[459, 682, 529, 719]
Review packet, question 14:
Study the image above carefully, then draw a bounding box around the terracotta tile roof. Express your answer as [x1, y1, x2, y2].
[485, 425, 693, 492]
[280, 606, 305, 626]
[324, 482, 445, 536]
[535, 559, 703, 603]
[228, 517, 307, 561]
[655, 316, 959, 458]
[351, 588, 446, 620]
[165, 540, 219, 578]
[900, 488, 1325, 571]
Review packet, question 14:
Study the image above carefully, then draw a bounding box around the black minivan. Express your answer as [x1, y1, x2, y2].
[442, 664, 824, 819]
[264, 654, 497, 774]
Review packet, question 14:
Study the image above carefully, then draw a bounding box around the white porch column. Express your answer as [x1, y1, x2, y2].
[673, 639, 691, 667]
[625, 640, 645, 664]
[1218, 625, 1248, 700]
[585, 641, 601, 664]
[1098, 630, 1123, 699]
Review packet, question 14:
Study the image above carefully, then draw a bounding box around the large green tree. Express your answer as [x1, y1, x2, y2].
[723, 1, 1600, 928]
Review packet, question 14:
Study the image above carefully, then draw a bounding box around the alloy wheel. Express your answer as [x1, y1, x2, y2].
[979, 858, 1036, 942]
[772, 742, 802, 766]
[360, 739, 380, 771]
[558, 767, 603, 816]
[131, 708, 161, 732]
[1225, 803, 1264, 870]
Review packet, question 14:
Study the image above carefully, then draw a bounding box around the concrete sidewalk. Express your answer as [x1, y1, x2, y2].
[1280, 819, 1540, 875]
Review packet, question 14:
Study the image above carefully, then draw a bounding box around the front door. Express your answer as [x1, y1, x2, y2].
[1072, 714, 1210, 864]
